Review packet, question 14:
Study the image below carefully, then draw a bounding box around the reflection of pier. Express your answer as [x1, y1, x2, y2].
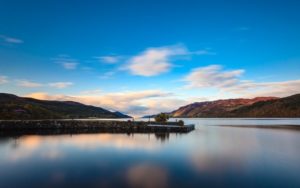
[129, 132, 171, 142]
[147, 124, 195, 132]
[154, 132, 170, 142]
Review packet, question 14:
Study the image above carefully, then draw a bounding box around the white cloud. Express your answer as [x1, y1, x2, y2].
[48, 82, 73, 89]
[17, 80, 43, 88]
[125, 45, 215, 77]
[98, 71, 115, 79]
[184, 65, 300, 98]
[193, 50, 216, 55]
[0, 34, 23, 44]
[0, 76, 8, 84]
[62, 62, 78, 70]
[80, 89, 102, 95]
[184, 65, 244, 89]
[125, 45, 189, 76]
[15, 79, 73, 89]
[95, 55, 121, 64]
[227, 80, 300, 98]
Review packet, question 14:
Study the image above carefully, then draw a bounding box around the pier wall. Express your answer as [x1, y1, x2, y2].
[0, 120, 194, 133]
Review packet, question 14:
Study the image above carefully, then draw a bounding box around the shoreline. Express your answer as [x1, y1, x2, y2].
[209, 124, 300, 130]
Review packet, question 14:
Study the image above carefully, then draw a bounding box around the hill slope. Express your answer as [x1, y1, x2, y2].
[0, 93, 131, 119]
[228, 94, 300, 117]
[171, 94, 300, 117]
[171, 97, 278, 117]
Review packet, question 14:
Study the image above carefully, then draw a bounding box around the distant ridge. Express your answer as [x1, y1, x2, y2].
[144, 94, 300, 118]
[0, 93, 131, 120]
[170, 94, 300, 117]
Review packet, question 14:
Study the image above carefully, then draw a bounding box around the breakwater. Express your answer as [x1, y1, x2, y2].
[0, 120, 195, 134]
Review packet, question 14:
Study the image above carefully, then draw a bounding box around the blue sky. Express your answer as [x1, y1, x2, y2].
[1, 0, 300, 116]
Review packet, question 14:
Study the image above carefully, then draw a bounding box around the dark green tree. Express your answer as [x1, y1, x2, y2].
[154, 113, 169, 123]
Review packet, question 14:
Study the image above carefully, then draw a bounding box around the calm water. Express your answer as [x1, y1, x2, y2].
[1, 118, 300, 188]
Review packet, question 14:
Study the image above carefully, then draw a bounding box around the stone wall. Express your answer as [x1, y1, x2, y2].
[0, 120, 193, 133]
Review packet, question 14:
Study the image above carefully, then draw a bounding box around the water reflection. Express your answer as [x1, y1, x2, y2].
[127, 163, 168, 188]
[154, 132, 170, 142]
[1, 119, 300, 188]
[1, 133, 172, 163]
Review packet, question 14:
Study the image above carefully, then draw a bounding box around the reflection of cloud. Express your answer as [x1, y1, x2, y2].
[7, 136, 64, 161]
[127, 163, 168, 188]
[62, 134, 160, 150]
[41, 150, 64, 159]
[7, 136, 40, 161]
[188, 126, 300, 175]
[188, 127, 261, 173]
[5, 134, 162, 162]
[23, 135, 41, 149]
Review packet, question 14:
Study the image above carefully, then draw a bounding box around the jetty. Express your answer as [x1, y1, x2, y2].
[0, 120, 195, 134]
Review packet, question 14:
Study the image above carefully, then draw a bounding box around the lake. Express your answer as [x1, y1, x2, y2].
[1, 118, 300, 188]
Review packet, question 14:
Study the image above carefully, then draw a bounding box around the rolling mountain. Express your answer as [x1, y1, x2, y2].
[228, 94, 300, 117]
[0, 93, 131, 119]
[170, 94, 300, 117]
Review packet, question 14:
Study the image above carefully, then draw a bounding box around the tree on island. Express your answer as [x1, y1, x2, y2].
[154, 113, 169, 123]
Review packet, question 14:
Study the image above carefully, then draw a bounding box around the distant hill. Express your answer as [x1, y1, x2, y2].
[170, 94, 300, 118]
[0, 93, 131, 120]
[228, 94, 300, 117]
[112, 111, 132, 118]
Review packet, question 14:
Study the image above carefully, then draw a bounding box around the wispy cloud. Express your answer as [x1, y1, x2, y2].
[80, 89, 102, 95]
[193, 49, 216, 55]
[0, 34, 23, 44]
[0, 75, 8, 84]
[17, 80, 43, 88]
[98, 71, 115, 79]
[62, 62, 78, 70]
[48, 82, 73, 89]
[53, 55, 79, 70]
[184, 65, 300, 97]
[225, 80, 300, 97]
[15, 79, 73, 89]
[95, 55, 121, 64]
[184, 65, 244, 89]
